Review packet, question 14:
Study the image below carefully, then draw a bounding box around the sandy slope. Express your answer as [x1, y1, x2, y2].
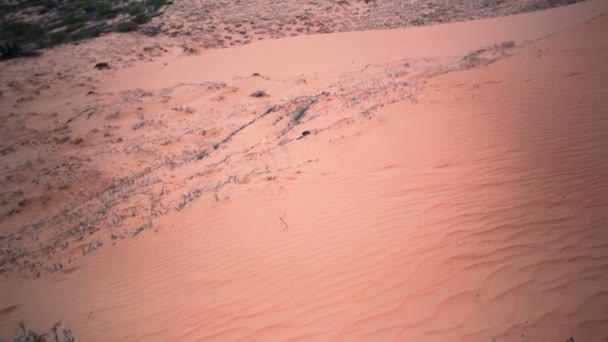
[1, 0, 608, 341]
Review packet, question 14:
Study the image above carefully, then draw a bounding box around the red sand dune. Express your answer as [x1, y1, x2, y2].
[1, 0, 607, 341]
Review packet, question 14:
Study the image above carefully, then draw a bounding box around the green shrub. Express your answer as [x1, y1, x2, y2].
[116, 21, 138, 32]
[74, 0, 96, 12]
[62, 14, 87, 25]
[50, 31, 66, 44]
[1, 0, 168, 57]
[72, 26, 102, 40]
[132, 13, 150, 24]
[128, 4, 145, 15]
[0, 40, 21, 59]
[1, 21, 43, 40]
[65, 21, 86, 32]
[43, 0, 59, 9]
[151, 0, 167, 9]
[95, 2, 115, 17]
[0, 4, 18, 16]
[17, 0, 40, 10]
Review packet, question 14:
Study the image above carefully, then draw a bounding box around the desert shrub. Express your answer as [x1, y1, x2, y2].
[1, 0, 168, 57]
[13, 320, 75, 342]
[65, 21, 86, 33]
[1, 21, 43, 40]
[128, 4, 145, 15]
[150, 0, 167, 9]
[50, 31, 66, 44]
[16, 0, 40, 10]
[0, 40, 21, 59]
[133, 13, 150, 24]
[293, 106, 309, 123]
[75, 0, 96, 12]
[83, 26, 102, 37]
[62, 14, 87, 26]
[498, 40, 516, 49]
[43, 0, 59, 9]
[116, 21, 138, 32]
[71, 26, 102, 40]
[0, 4, 18, 17]
[95, 2, 115, 17]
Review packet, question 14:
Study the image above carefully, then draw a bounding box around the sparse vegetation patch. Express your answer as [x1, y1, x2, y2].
[12, 320, 75, 342]
[0, 0, 170, 59]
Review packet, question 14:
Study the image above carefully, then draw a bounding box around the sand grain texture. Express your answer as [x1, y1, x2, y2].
[1, 1, 608, 341]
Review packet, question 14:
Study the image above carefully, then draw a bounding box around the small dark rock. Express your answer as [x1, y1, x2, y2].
[250, 90, 267, 97]
[94, 62, 110, 70]
[17, 199, 27, 207]
[252, 72, 261, 77]
[302, 130, 311, 137]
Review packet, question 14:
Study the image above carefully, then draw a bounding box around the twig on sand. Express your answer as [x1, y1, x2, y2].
[66, 108, 94, 123]
[280, 215, 289, 231]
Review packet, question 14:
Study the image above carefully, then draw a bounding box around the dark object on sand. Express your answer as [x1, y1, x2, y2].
[252, 72, 261, 77]
[94, 62, 110, 70]
[302, 130, 311, 137]
[250, 90, 267, 97]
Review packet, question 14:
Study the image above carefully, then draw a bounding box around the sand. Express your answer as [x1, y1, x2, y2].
[1, 0, 608, 341]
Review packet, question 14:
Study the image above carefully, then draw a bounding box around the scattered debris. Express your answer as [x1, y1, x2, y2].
[172, 106, 195, 113]
[82, 240, 103, 255]
[49, 263, 63, 272]
[14, 320, 75, 342]
[176, 189, 203, 211]
[132, 121, 145, 130]
[195, 150, 209, 161]
[292, 105, 309, 123]
[132, 221, 153, 237]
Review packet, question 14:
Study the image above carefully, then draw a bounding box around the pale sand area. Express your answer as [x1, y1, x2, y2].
[1, 0, 608, 341]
